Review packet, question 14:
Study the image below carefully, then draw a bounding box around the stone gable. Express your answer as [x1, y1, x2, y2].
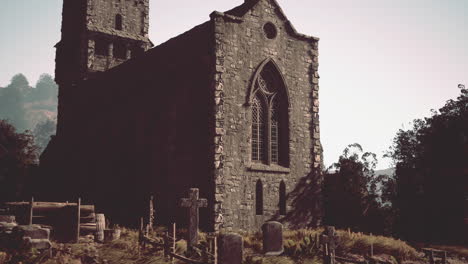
[210, 0, 321, 231]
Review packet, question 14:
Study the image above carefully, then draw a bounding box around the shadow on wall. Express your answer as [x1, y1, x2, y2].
[272, 168, 323, 228]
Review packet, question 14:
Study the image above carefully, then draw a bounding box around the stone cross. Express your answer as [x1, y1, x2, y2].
[179, 188, 207, 249]
[320, 226, 340, 264]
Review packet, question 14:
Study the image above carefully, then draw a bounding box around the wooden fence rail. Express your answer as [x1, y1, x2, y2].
[138, 221, 216, 264]
[3, 197, 95, 243]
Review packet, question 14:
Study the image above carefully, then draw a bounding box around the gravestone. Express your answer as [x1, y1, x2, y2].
[218, 233, 243, 264]
[262, 221, 284, 256]
[179, 188, 207, 249]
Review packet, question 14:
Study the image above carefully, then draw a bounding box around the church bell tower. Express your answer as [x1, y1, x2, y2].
[55, 0, 152, 134]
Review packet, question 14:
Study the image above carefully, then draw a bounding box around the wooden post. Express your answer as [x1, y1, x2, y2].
[164, 231, 169, 259]
[213, 235, 218, 264]
[370, 242, 374, 257]
[76, 198, 81, 243]
[442, 251, 447, 264]
[324, 243, 329, 264]
[315, 233, 320, 249]
[139, 217, 146, 250]
[148, 195, 154, 232]
[429, 250, 435, 264]
[171, 223, 176, 264]
[348, 228, 351, 236]
[28, 197, 34, 225]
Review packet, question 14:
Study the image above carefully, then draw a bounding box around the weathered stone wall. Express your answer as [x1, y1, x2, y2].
[48, 0, 322, 232]
[211, 0, 321, 232]
[55, 22, 214, 227]
[88, 0, 149, 37]
[54, 0, 152, 136]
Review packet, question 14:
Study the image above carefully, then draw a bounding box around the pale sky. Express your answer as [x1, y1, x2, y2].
[1, 0, 467, 169]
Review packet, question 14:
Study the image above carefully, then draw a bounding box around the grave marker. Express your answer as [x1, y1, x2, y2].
[218, 233, 243, 264]
[262, 221, 284, 256]
[179, 188, 207, 249]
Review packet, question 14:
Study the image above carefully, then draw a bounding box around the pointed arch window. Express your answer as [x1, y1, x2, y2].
[115, 14, 123, 30]
[256, 180, 264, 215]
[250, 60, 289, 166]
[252, 96, 266, 162]
[279, 181, 286, 215]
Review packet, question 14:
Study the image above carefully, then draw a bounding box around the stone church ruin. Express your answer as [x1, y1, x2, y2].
[40, 0, 323, 232]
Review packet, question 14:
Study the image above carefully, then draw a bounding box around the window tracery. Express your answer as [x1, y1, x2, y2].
[251, 61, 288, 166]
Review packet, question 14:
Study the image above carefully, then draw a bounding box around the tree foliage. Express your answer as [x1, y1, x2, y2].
[323, 144, 393, 235]
[0, 119, 38, 202]
[386, 85, 468, 243]
[33, 118, 57, 154]
[0, 73, 58, 132]
[0, 74, 31, 131]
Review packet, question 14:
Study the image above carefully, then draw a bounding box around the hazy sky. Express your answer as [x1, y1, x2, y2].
[1, 0, 467, 169]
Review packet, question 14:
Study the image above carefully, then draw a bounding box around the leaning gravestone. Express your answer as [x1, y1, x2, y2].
[218, 233, 243, 264]
[262, 221, 284, 256]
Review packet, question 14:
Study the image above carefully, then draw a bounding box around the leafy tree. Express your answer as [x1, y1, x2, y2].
[324, 144, 392, 234]
[386, 84, 467, 243]
[31, 74, 58, 103]
[0, 74, 31, 131]
[33, 118, 57, 154]
[0, 119, 38, 202]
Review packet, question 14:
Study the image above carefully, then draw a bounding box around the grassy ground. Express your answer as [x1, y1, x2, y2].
[242, 228, 420, 264]
[2, 227, 466, 264]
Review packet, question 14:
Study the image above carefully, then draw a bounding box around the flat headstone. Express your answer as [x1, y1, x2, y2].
[218, 233, 243, 264]
[262, 221, 284, 256]
[0, 215, 15, 223]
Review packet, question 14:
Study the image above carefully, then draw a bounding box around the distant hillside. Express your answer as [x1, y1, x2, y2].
[375, 168, 395, 177]
[0, 73, 57, 131]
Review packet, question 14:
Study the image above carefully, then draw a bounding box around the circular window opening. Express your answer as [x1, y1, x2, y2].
[263, 22, 277, 39]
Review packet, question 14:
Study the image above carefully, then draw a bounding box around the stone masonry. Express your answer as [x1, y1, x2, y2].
[41, 0, 323, 232]
[210, 0, 321, 231]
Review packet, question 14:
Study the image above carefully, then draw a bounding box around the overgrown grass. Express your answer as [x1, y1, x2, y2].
[1, 227, 425, 264]
[336, 230, 420, 261]
[422, 245, 468, 259]
[242, 228, 420, 263]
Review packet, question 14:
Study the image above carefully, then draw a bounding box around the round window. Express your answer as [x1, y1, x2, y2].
[263, 22, 277, 39]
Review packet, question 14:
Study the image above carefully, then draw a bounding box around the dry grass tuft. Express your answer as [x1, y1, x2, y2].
[336, 230, 419, 261]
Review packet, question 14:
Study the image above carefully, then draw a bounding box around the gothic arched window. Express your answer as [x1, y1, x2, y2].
[256, 180, 263, 215]
[279, 181, 286, 215]
[251, 60, 289, 166]
[115, 14, 123, 30]
[252, 96, 266, 162]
